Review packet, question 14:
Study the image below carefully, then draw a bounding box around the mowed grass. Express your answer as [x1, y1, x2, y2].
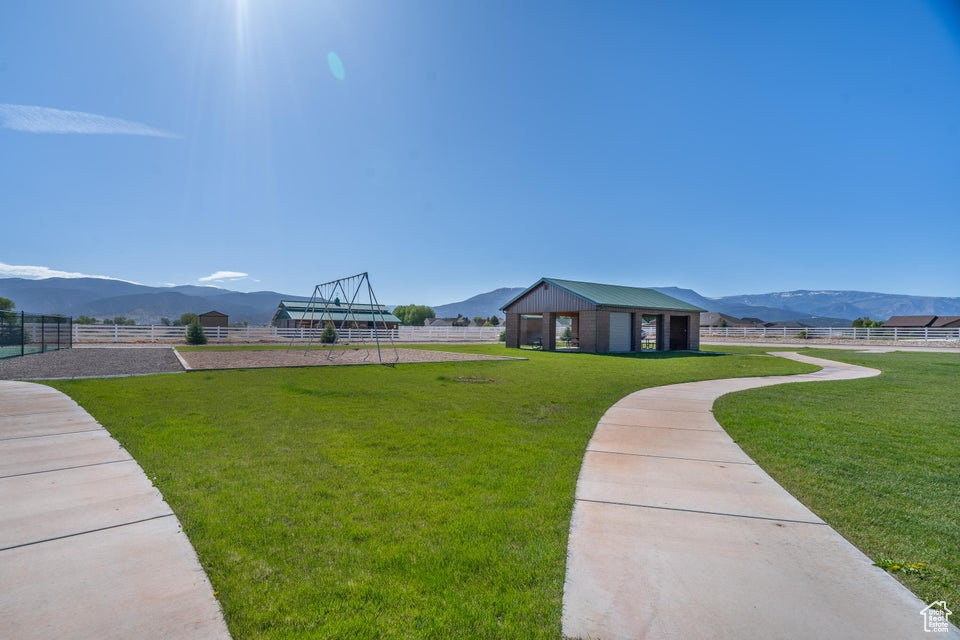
[713, 348, 960, 606]
[46, 346, 813, 639]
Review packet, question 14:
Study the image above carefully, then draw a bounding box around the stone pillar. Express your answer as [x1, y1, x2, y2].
[689, 313, 701, 350]
[571, 314, 580, 346]
[542, 311, 557, 351]
[505, 313, 520, 349]
[661, 314, 671, 351]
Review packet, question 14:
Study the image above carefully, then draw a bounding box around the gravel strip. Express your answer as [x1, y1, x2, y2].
[0, 348, 185, 380]
[177, 347, 521, 370]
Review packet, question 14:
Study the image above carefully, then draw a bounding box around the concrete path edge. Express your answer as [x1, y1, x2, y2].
[562, 351, 960, 640]
[0, 380, 231, 640]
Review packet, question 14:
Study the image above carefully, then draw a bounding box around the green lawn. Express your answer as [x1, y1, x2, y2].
[713, 348, 960, 607]
[46, 345, 813, 639]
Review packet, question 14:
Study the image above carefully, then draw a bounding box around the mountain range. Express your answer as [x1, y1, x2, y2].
[2, 277, 958, 326]
[0, 277, 309, 325]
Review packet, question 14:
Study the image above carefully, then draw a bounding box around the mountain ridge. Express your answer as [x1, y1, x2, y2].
[0, 277, 309, 325]
[3, 277, 958, 326]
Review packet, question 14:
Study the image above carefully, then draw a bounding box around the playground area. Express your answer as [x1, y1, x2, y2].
[0, 345, 518, 380]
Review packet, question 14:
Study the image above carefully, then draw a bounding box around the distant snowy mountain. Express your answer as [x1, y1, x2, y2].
[650, 287, 806, 323]
[431, 285, 960, 326]
[713, 290, 960, 322]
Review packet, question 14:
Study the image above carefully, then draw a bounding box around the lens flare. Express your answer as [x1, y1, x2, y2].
[327, 51, 346, 81]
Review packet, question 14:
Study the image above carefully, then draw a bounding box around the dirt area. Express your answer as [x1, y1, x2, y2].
[0, 346, 521, 379]
[177, 347, 520, 370]
[0, 347, 184, 380]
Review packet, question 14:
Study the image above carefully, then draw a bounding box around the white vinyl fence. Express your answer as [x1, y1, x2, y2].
[73, 324, 504, 344]
[701, 326, 960, 343]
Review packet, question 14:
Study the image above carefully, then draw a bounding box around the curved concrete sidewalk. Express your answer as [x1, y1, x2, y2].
[0, 380, 230, 639]
[562, 352, 959, 640]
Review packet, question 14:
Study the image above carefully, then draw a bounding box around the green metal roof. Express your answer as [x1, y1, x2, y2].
[280, 310, 401, 324]
[278, 300, 390, 313]
[502, 278, 705, 312]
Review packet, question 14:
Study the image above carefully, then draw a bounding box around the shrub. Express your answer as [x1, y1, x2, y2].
[320, 325, 337, 344]
[186, 319, 208, 345]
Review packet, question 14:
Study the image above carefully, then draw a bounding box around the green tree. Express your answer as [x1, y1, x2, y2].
[104, 317, 135, 326]
[186, 319, 208, 345]
[473, 316, 486, 326]
[160, 317, 172, 326]
[852, 317, 884, 328]
[74, 316, 99, 325]
[319, 325, 337, 344]
[392, 304, 435, 326]
[177, 312, 199, 326]
[488, 316, 500, 327]
[0, 297, 14, 312]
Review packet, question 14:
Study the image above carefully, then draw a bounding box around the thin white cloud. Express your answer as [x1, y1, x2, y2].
[198, 271, 250, 283]
[0, 104, 181, 138]
[0, 261, 135, 282]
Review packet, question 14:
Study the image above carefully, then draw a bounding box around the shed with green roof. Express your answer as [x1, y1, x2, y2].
[500, 278, 704, 353]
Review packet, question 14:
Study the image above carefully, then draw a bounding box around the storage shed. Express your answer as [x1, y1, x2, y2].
[501, 278, 704, 353]
[198, 310, 228, 328]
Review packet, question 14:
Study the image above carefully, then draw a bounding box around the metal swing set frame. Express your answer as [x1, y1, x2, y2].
[291, 272, 399, 364]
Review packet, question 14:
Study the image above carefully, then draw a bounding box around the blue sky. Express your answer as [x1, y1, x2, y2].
[2, 1, 959, 304]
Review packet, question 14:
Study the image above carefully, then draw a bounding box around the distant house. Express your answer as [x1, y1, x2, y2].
[425, 317, 478, 327]
[763, 321, 810, 329]
[884, 315, 938, 328]
[700, 312, 759, 328]
[272, 300, 400, 329]
[198, 310, 228, 328]
[931, 316, 960, 328]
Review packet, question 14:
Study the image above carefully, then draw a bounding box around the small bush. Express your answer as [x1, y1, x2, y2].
[320, 325, 337, 344]
[186, 319, 208, 345]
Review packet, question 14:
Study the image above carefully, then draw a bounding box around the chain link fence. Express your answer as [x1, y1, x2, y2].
[0, 311, 73, 359]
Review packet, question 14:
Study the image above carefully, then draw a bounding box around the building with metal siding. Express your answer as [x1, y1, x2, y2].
[500, 278, 704, 353]
[272, 300, 400, 329]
